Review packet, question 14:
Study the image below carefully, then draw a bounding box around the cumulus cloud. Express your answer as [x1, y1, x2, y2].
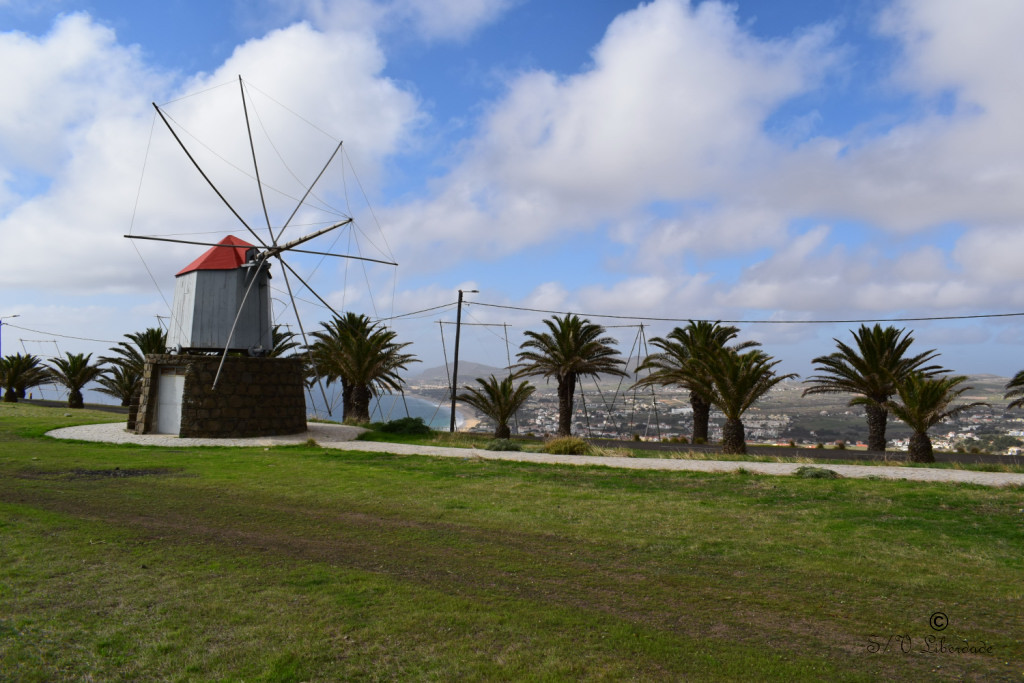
[383, 0, 836, 269]
[763, 0, 1024, 233]
[0, 14, 420, 294]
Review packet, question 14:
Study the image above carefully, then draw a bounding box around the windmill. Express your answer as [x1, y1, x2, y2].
[126, 76, 397, 437]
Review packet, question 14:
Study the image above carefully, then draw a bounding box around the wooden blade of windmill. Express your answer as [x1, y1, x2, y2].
[275, 254, 334, 417]
[152, 102, 268, 249]
[238, 76, 277, 248]
[275, 139, 345, 245]
[211, 256, 272, 389]
[123, 234, 397, 265]
[264, 218, 354, 258]
[276, 257, 343, 318]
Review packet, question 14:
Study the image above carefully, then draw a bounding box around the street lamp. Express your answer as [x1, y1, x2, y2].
[0, 314, 20, 359]
[449, 289, 478, 432]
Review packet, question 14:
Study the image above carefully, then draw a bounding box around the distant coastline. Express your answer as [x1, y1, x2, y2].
[307, 393, 471, 430]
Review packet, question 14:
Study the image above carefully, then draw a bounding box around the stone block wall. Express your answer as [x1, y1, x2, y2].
[135, 354, 307, 437]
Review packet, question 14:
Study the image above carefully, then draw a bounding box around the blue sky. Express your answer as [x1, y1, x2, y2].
[2, 0, 1024, 384]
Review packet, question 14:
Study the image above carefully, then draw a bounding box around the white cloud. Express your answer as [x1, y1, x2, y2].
[278, 0, 514, 42]
[0, 14, 150, 177]
[383, 0, 836, 269]
[954, 226, 1024, 285]
[393, 0, 515, 41]
[761, 0, 1024, 233]
[0, 15, 421, 295]
[880, 0, 1024, 108]
[614, 204, 792, 269]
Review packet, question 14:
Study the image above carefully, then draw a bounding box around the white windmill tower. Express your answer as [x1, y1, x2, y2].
[167, 234, 272, 355]
[126, 77, 396, 437]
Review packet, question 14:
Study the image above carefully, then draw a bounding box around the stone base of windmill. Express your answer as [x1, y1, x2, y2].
[134, 354, 307, 438]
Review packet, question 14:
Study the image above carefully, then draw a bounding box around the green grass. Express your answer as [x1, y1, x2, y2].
[1, 402, 1022, 680]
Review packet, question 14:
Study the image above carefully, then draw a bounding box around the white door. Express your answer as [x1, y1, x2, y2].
[155, 367, 186, 434]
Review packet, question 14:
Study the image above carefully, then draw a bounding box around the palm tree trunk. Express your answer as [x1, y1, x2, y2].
[722, 417, 746, 455]
[68, 389, 84, 409]
[557, 374, 576, 437]
[690, 391, 710, 443]
[3, 389, 16, 403]
[495, 423, 511, 439]
[865, 403, 888, 451]
[908, 431, 934, 463]
[348, 384, 372, 424]
[342, 381, 354, 421]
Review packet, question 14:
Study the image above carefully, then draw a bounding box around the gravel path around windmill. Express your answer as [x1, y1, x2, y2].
[47, 422, 1024, 488]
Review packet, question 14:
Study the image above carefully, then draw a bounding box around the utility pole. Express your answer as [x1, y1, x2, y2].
[449, 289, 478, 432]
[0, 314, 20, 359]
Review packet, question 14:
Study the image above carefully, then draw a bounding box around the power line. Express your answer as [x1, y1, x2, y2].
[375, 302, 459, 322]
[464, 300, 1024, 325]
[6, 324, 120, 345]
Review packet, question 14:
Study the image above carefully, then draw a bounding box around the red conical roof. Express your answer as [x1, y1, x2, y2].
[176, 235, 256, 276]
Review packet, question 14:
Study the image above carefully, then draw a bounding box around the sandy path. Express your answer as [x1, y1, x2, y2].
[46, 422, 1024, 488]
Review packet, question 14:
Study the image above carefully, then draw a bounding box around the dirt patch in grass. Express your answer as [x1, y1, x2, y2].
[15, 467, 188, 481]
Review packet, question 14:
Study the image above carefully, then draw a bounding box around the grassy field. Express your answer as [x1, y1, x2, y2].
[1, 403, 1022, 681]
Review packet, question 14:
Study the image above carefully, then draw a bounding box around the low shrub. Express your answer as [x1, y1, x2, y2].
[795, 466, 841, 479]
[378, 417, 433, 435]
[484, 439, 522, 452]
[542, 436, 591, 455]
[834, 440, 846, 450]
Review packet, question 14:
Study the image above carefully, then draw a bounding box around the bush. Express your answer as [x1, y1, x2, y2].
[542, 436, 591, 455]
[378, 417, 432, 435]
[815, 443, 825, 450]
[484, 439, 522, 452]
[795, 466, 841, 479]
[834, 440, 846, 450]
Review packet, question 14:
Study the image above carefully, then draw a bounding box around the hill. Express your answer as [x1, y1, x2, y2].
[409, 361, 509, 386]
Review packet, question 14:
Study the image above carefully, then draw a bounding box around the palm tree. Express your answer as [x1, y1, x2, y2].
[515, 314, 626, 437]
[269, 324, 301, 358]
[803, 325, 944, 452]
[1004, 370, 1024, 410]
[457, 374, 535, 439]
[47, 352, 107, 409]
[99, 327, 168, 402]
[308, 313, 419, 423]
[102, 327, 167, 371]
[634, 321, 759, 443]
[94, 364, 142, 407]
[1, 353, 48, 403]
[685, 348, 797, 455]
[887, 373, 986, 463]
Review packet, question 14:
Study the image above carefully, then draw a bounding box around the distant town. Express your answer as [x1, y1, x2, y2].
[408, 365, 1024, 455]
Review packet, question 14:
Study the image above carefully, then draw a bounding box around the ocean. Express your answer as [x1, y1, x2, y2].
[74, 387, 461, 430]
[307, 391, 462, 429]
